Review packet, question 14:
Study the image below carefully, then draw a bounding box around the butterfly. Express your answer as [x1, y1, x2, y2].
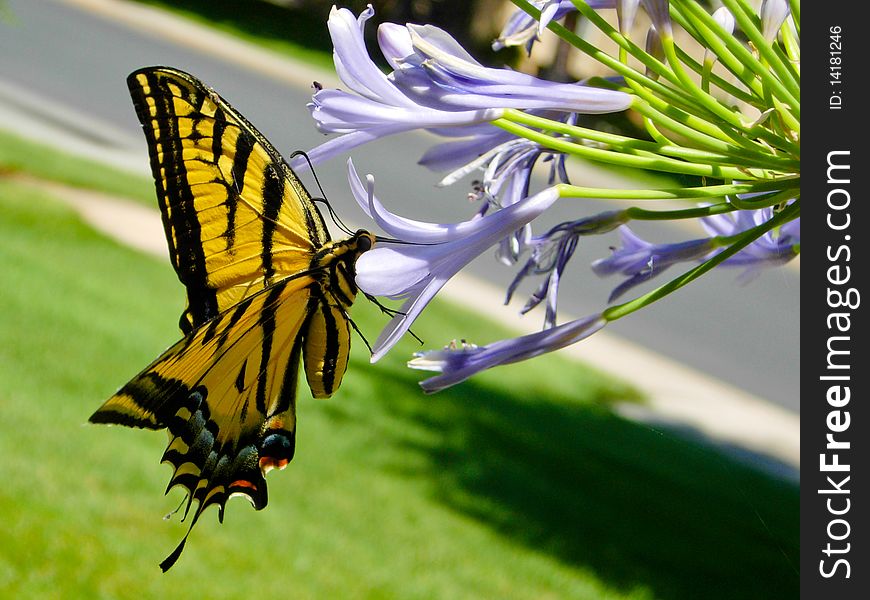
[90, 66, 374, 571]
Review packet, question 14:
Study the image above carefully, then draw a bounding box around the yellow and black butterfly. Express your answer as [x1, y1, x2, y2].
[90, 66, 374, 571]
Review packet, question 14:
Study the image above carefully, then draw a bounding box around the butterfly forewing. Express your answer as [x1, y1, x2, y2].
[90, 66, 374, 571]
[127, 67, 330, 331]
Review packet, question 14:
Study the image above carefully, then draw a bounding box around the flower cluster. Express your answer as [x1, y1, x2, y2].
[303, 1, 800, 391]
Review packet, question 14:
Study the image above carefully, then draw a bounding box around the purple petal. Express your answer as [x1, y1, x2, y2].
[347, 159, 558, 244]
[328, 5, 412, 106]
[411, 314, 606, 392]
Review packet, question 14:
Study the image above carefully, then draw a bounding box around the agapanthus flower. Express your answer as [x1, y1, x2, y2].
[296, 5, 632, 170]
[420, 111, 581, 265]
[617, 0, 641, 34]
[591, 225, 716, 301]
[639, 0, 671, 37]
[409, 313, 606, 392]
[507, 211, 628, 325]
[347, 159, 562, 361]
[700, 207, 800, 283]
[493, 1, 616, 52]
[305, 0, 800, 391]
[432, 135, 568, 264]
[644, 26, 664, 79]
[294, 5, 502, 169]
[593, 203, 800, 301]
[388, 22, 631, 113]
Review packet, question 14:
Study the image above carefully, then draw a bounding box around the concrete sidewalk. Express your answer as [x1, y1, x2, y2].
[2, 0, 799, 479]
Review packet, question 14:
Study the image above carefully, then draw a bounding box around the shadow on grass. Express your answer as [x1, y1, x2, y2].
[132, 0, 334, 59]
[342, 362, 799, 600]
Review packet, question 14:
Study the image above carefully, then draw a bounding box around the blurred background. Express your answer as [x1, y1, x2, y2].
[0, 0, 798, 598]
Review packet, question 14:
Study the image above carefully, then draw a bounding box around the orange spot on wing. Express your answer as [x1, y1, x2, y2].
[258, 456, 290, 473]
[229, 479, 258, 490]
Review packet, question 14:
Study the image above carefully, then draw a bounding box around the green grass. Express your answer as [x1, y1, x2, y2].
[0, 135, 798, 597]
[0, 129, 154, 205]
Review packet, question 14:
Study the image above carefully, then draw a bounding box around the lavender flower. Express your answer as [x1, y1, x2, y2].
[705, 7, 735, 67]
[644, 26, 664, 79]
[493, 1, 616, 52]
[420, 111, 583, 265]
[390, 23, 632, 113]
[295, 6, 503, 169]
[592, 226, 715, 301]
[347, 160, 562, 361]
[594, 204, 800, 301]
[297, 5, 631, 170]
[641, 0, 672, 37]
[429, 135, 566, 264]
[300, 0, 800, 390]
[507, 211, 628, 325]
[409, 314, 606, 392]
[701, 207, 800, 282]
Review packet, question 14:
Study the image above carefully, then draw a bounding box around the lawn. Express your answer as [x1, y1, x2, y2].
[0, 129, 799, 599]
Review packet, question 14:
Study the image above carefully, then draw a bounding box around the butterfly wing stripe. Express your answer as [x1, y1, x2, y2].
[254, 283, 283, 415]
[303, 294, 351, 399]
[131, 70, 220, 327]
[261, 163, 283, 281]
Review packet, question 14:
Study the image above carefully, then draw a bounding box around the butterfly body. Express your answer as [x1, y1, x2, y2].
[90, 67, 373, 570]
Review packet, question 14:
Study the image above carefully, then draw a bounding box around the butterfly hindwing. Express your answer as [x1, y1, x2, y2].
[92, 276, 312, 569]
[90, 66, 375, 571]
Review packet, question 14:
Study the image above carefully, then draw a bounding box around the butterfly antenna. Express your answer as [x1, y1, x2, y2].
[372, 235, 434, 246]
[290, 150, 354, 236]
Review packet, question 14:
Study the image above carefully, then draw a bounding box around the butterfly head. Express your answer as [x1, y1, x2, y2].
[353, 229, 375, 254]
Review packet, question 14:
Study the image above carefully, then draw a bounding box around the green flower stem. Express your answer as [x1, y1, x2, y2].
[668, 1, 765, 99]
[513, 0, 698, 111]
[773, 96, 800, 135]
[660, 33, 793, 155]
[719, 0, 800, 103]
[780, 21, 800, 64]
[772, 42, 801, 89]
[630, 97, 776, 157]
[789, 0, 800, 37]
[684, 0, 800, 114]
[493, 118, 757, 179]
[660, 36, 745, 130]
[623, 202, 734, 221]
[557, 179, 794, 202]
[564, 20, 751, 139]
[602, 199, 800, 322]
[568, 0, 678, 85]
[676, 44, 759, 107]
[677, 0, 794, 101]
[502, 109, 799, 172]
[644, 117, 672, 145]
[727, 187, 799, 209]
[620, 79, 725, 143]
